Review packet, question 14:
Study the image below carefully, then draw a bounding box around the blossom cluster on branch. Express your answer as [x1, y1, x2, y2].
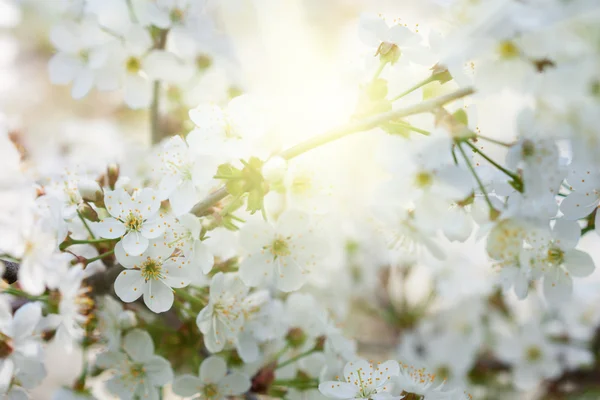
[1, 0, 600, 399]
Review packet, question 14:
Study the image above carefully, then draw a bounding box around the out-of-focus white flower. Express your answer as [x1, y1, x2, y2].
[96, 329, 173, 400]
[0, 300, 46, 394]
[196, 272, 247, 353]
[238, 210, 328, 292]
[319, 359, 400, 400]
[172, 356, 251, 399]
[97, 295, 137, 351]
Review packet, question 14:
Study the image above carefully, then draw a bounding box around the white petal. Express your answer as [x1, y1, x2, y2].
[71, 68, 95, 99]
[275, 258, 306, 292]
[161, 259, 191, 289]
[169, 180, 197, 216]
[124, 74, 151, 109]
[11, 302, 41, 338]
[114, 269, 144, 303]
[122, 231, 149, 256]
[277, 209, 310, 237]
[48, 53, 79, 84]
[219, 372, 251, 395]
[173, 375, 203, 397]
[123, 329, 154, 363]
[319, 381, 358, 399]
[191, 241, 214, 274]
[200, 356, 227, 384]
[95, 218, 126, 239]
[114, 241, 145, 268]
[552, 219, 581, 251]
[141, 217, 164, 239]
[143, 280, 174, 313]
[559, 192, 598, 220]
[239, 252, 273, 288]
[144, 355, 173, 386]
[544, 270, 572, 305]
[564, 250, 595, 277]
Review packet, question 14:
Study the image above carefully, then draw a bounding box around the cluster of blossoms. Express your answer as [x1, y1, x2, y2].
[0, 0, 600, 399]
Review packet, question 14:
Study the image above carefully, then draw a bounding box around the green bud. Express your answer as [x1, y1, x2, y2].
[285, 327, 307, 348]
[376, 42, 401, 65]
[77, 203, 99, 222]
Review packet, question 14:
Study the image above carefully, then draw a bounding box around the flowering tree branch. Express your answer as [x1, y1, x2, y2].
[191, 86, 474, 216]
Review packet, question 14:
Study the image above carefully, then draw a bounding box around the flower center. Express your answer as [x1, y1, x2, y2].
[129, 363, 146, 379]
[497, 40, 519, 59]
[141, 259, 163, 281]
[126, 57, 141, 74]
[269, 237, 291, 258]
[546, 247, 565, 265]
[521, 139, 535, 158]
[0, 333, 14, 358]
[414, 171, 433, 188]
[125, 212, 144, 232]
[525, 345, 542, 362]
[203, 383, 219, 398]
[196, 54, 212, 71]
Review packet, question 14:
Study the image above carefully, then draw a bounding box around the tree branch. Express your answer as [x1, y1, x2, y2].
[191, 86, 475, 216]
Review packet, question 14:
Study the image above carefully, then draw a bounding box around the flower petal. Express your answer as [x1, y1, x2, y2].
[123, 329, 154, 363]
[319, 381, 359, 399]
[200, 356, 227, 384]
[144, 355, 173, 386]
[219, 372, 251, 395]
[143, 279, 174, 313]
[95, 218, 126, 239]
[114, 269, 144, 303]
[564, 249, 595, 277]
[161, 259, 191, 289]
[122, 231, 149, 256]
[173, 374, 203, 397]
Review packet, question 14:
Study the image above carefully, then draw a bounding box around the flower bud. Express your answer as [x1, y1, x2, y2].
[376, 42, 401, 65]
[77, 203, 99, 222]
[78, 179, 102, 202]
[285, 327, 307, 348]
[118, 310, 137, 329]
[107, 163, 120, 189]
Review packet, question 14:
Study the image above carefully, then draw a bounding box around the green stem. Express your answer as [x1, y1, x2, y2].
[3, 287, 48, 301]
[176, 289, 208, 309]
[475, 135, 514, 147]
[0, 254, 20, 263]
[276, 348, 317, 370]
[191, 87, 474, 216]
[85, 250, 115, 264]
[150, 29, 169, 144]
[372, 60, 387, 81]
[78, 211, 95, 239]
[456, 142, 497, 217]
[393, 121, 430, 136]
[390, 75, 436, 102]
[464, 140, 521, 182]
[272, 344, 290, 362]
[272, 377, 319, 389]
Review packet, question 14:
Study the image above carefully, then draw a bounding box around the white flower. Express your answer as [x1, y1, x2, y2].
[495, 322, 561, 390]
[96, 329, 173, 400]
[359, 14, 434, 66]
[17, 224, 70, 296]
[157, 136, 215, 216]
[393, 363, 440, 398]
[47, 18, 113, 99]
[42, 264, 92, 352]
[238, 210, 328, 292]
[187, 95, 266, 164]
[172, 356, 251, 399]
[196, 272, 248, 353]
[521, 219, 595, 305]
[170, 214, 214, 274]
[113, 239, 191, 313]
[97, 295, 137, 351]
[319, 359, 400, 400]
[0, 300, 46, 394]
[95, 187, 164, 256]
